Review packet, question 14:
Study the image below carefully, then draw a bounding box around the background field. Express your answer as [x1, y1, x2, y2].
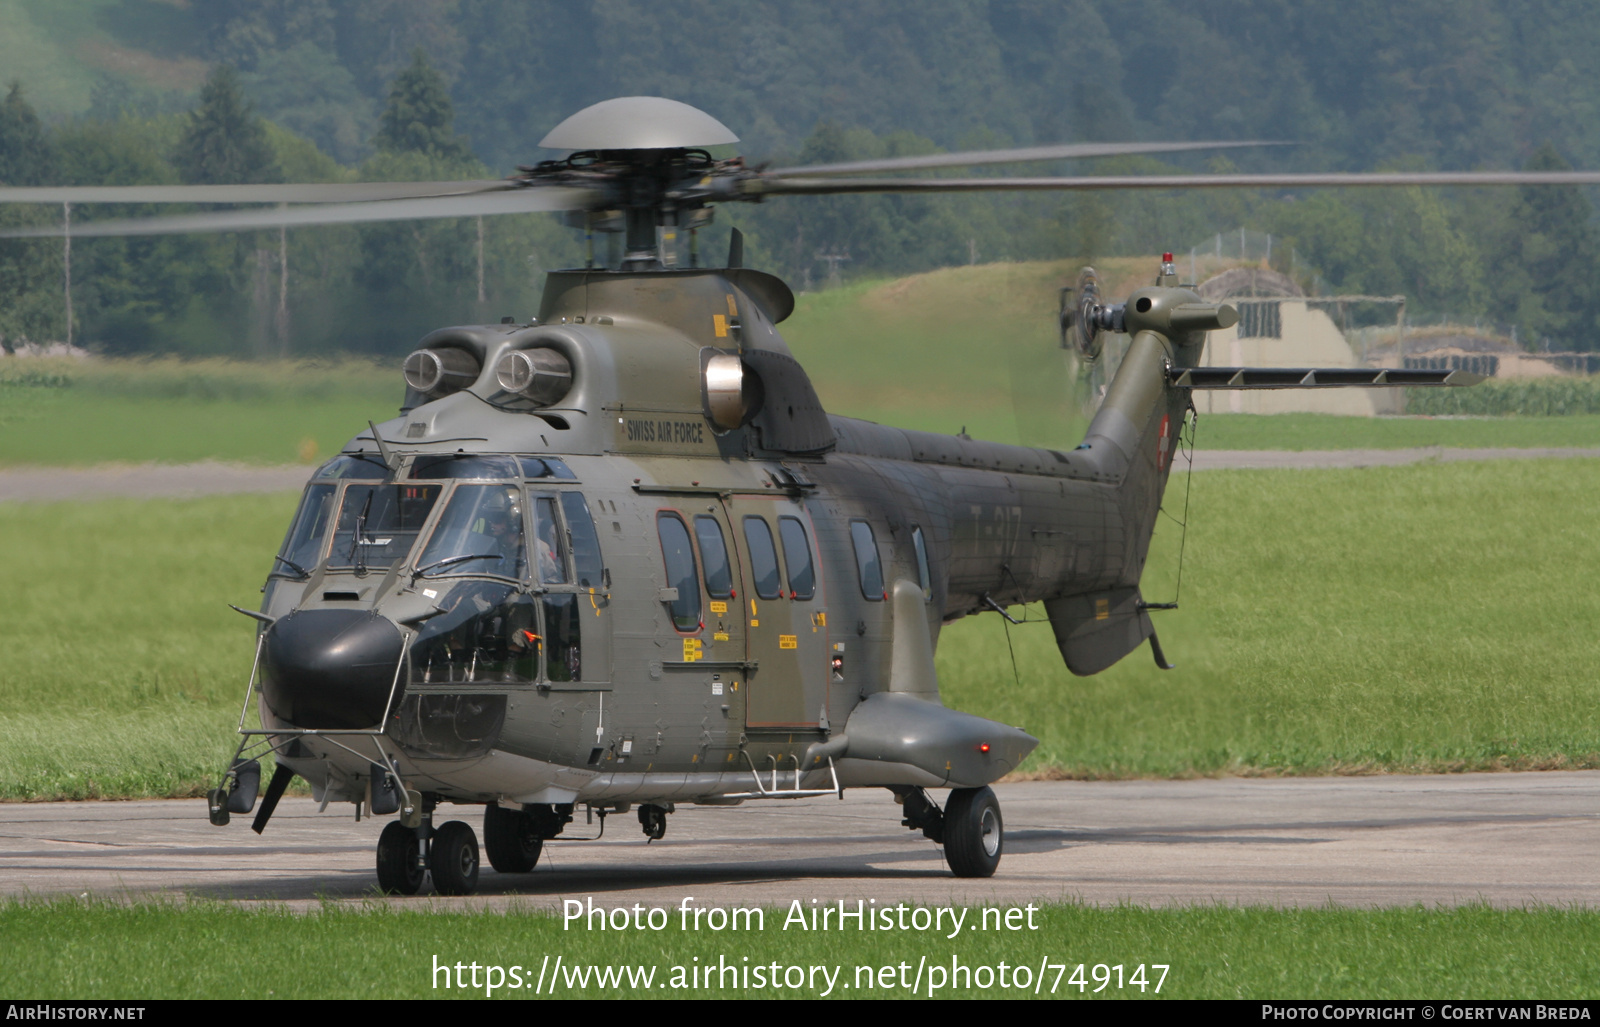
[2, 456, 1596, 800]
[4, 260, 1597, 469]
[2, 899, 1597, 999]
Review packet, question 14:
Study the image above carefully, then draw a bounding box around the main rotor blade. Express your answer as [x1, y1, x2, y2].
[750, 169, 1600, 196]
[0, 180, 516, 205]
[0, 186, 602, 238]
[765, 140, 1289, 178]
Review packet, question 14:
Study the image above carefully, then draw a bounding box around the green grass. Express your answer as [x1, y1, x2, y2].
[2, 458, 1598, 799]
[943, 458, 1600, 778]
[1192, 412, 1600, 451]
[2, 899, 1597, 998]
[0, 493, 293, 799]
[0, 357, 400, 466]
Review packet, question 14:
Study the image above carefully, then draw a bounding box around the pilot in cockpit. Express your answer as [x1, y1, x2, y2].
[477, 491, 527, 580]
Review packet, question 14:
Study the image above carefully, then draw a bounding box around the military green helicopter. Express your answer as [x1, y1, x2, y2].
[7, 97, 1574, 894]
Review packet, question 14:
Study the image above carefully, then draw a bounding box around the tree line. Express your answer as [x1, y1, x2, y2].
[2, 0, 1600, 354]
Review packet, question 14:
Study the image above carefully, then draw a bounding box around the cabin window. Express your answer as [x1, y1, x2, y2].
[276, 483, 336, 574]
[328, 483, 441, 571]
[533, 496, 569, 584]
[778, 516, 816, 600]
[656, 512, 701, 632]
[559, 492, 605, 589]
[850, 520, 885, 600]
[742, 516, 783, 600]
[695, 516, 734, 599]
[912, 526, 931, 600]
[415, 484, 526, 580]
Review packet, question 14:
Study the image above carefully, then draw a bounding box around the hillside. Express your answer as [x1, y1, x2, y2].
[783, 255, 1233, 448]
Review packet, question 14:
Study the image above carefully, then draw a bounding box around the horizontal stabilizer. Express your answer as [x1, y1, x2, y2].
[1169, 367, 1484, 389]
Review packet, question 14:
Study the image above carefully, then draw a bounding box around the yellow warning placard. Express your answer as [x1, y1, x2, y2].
[683, 638, 703, 661]
[709, 601, 728, 614]
[779, 635, 798, 649]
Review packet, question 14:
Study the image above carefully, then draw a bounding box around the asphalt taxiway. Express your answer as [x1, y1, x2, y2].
[3, 773, 1596, 910]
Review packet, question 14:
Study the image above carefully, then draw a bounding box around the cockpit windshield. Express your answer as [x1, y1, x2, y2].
[314, 454, 388, 480]
[414, 484, 527, 580]
[328, 483, 441, 572]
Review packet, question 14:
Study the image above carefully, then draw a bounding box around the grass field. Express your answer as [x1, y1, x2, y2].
[2, 456, 1596, 800]
[2, 899, 1597, 999]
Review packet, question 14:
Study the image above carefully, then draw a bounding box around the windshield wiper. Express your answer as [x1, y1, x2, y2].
[272, 554, 310, 579]
[414, 553, 500, 578]
[350, 489, 375, 574]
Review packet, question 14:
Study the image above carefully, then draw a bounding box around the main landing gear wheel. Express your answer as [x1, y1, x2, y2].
[943, 786, 1003, 878]
[376, 821, 424, 895]
[483, 804, 543, 873]
[431, 820, 481, 896]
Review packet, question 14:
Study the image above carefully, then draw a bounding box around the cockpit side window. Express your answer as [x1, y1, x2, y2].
[532, 496, 569, 584]
[558, 492, 604, 589]
[275, 483, 336, 575]
[415, 484, 526, 580]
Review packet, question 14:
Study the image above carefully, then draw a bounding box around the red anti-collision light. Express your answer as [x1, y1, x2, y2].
[979, 743, 991, 754]
[1162, 252, 1173, 262]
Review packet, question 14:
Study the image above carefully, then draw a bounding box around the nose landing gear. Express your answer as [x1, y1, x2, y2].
[374, 795, 482, 896]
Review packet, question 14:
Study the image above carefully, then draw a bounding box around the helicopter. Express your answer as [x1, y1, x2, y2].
[6, 95, 1574, 895]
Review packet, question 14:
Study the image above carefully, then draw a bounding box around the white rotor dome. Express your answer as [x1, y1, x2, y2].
[539, 96, 739, 150]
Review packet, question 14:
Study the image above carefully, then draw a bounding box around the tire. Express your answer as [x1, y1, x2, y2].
[943, 786, 1002, 878]
[376, 821, 424, 895]
[483, 804, 543, 873]
[431, 820, 481, 896]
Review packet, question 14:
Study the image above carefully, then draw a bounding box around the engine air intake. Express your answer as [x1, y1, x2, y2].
[403, 347, 481, 396]
[495, 347, 573, 405]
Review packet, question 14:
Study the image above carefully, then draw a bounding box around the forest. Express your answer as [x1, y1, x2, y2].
[1, 0, 1598, 356]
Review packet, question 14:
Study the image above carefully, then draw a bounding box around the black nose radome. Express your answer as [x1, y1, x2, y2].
[262, 610, 404, 729]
